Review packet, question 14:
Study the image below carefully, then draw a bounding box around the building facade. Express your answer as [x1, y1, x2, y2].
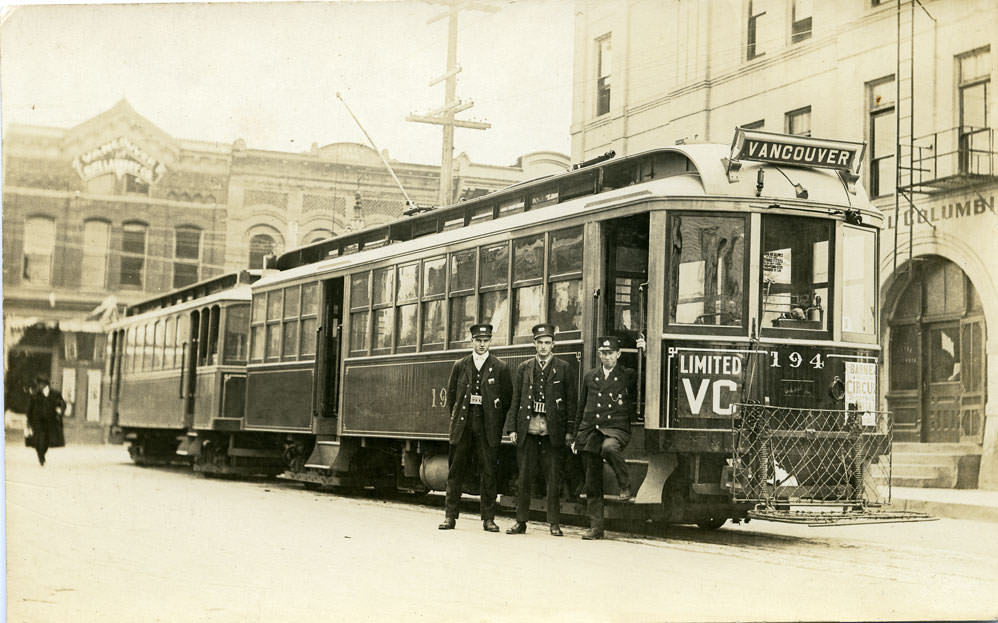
[570, 0, 997, 488]
[2, 99, 569, 442]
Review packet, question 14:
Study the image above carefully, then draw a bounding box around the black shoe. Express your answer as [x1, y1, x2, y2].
[506, 521, 527, 534]
[550, 525, 564, 537]
[581, 528, 604, 540]
[619, 488, 634, 502]
[438, 518, 456, 530]
[483, 519, 500, 532]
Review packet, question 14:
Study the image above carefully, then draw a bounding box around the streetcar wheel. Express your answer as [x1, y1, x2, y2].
[696, 515, 727, 530]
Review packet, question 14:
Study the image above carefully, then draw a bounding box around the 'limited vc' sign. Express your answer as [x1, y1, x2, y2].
[670, 349, 745, 419]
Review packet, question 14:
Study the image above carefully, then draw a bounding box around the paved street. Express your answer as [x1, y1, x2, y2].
[6, 443, 998, 623]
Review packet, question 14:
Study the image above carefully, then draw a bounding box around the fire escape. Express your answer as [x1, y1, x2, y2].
[894, 0, 998, 275]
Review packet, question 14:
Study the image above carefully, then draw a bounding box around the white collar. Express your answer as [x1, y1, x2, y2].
[601, 366, 615, 378]
[472, 351, 489, 369]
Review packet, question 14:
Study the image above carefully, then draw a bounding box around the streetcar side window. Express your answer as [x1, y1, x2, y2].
[266, 291, 283, 361]
[422, 256, 447, 351]
[548, 226, 584, 338]
[512, 234, 545, 343]
[164, 316, 176, 369]
[124, 327, 134, 374]
[299, 283, 319, 358]
[282, 286, 300, 359]
[153, 320, 165, 369]
[479, 242, 510, 346]
[349, 272, 371, 355]
[396, 263, 419, 352]
[666, 214, 747, 329]
[841, 226, 877, 338]
[448, 249, 477, 347]
[372, 267, 395, 354]
[760, 215, 833, 334]
[250, 293, 265, 362]
[224, 304, 250, 364]
[143, 323, 154, 371]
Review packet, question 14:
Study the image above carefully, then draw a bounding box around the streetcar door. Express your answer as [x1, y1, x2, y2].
[600, 214, 650, 417]
[314, 278, 343, 421]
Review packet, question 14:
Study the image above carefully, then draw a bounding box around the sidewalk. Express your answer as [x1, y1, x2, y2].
[888, 486, 998, 523]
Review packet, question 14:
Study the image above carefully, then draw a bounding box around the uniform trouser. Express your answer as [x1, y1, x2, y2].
[583, 431, 630, 530]
[515, 433, 563, 524]
[444, 424, 498, 521]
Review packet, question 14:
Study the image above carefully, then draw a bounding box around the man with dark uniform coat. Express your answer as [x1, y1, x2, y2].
[572, 336, 642, 540]
[26, 374, 66, 466]
[503, 323, 578, 537]
[438, 323, 513, 532]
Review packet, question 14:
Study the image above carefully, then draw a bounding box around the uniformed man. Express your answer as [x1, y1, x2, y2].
[438, 323, 513, 532]
[503, 323, 578, 537]
[573, 336, 643, 540]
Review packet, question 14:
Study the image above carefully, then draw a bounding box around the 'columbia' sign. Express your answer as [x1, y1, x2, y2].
[730, 128, 865, 174]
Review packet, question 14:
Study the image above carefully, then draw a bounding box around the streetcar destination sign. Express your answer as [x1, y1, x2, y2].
[728, 128, 865, 175]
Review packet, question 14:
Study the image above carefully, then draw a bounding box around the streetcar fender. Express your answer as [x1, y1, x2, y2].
[636, 453, 677, 504]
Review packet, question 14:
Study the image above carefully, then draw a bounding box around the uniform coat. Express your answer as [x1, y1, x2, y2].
[575, 363, 637, 532]
[504, 355, 578, 525]
[442, 352, 512, 521]
[446, 353, 512, 447]
[27, 386, 66, 464]
[503, 356, 578, 446]
[574, 364, 636, 447]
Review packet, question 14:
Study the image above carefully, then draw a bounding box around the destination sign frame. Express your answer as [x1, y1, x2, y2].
[728, 128, 866, 175]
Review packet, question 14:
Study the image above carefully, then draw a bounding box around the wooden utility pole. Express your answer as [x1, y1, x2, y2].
[407, 1, 495, 207]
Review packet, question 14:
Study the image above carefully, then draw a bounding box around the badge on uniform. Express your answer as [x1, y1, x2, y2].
[470, 394, 483, 405]
[533, 401, 547, 414]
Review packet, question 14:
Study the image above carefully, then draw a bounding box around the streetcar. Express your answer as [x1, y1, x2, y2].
[105, 128, 922, 527]
[104, 270, 284, 474]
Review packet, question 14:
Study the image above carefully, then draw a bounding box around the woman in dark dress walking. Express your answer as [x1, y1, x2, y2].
[26, 375, 66, 466]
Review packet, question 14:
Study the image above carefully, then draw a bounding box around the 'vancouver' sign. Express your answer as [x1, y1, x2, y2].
[729, 128, 865, 175]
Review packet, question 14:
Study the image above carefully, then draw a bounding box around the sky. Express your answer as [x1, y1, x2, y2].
[0, 0, 576, 167]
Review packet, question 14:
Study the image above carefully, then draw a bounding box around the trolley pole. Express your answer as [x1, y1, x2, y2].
[408, 1, 494, 207]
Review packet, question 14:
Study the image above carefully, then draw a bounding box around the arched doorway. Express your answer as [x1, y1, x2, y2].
[886, 255, 987, 443]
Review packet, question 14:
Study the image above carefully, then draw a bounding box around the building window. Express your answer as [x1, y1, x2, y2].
[868, 76, 895, 198]
[173, 226, 201, 289]
[958, 47, 991, 175]
[596, 35, 612, 116]
[747, 0, 767, 60]
[791, 0, 812, 44]
[23, 216, 56, 285]
[249, 233, 277, 269]
[785, 106, 812, 136]
[120, 222, 146, 288]
[82, 219, 110, 289]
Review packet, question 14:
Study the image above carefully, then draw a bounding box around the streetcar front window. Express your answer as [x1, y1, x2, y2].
[841, 226, 877, 337]
[667, 214, 746, 328]
[760, 215, 832, 333]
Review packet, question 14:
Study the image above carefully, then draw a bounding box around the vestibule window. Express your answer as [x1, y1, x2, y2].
[842, 227, 877, 337]
[760, 215, 832, 333]
[667, 215, 746, 328]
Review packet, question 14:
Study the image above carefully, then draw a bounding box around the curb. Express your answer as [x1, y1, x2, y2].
[888, 498, 998, 523]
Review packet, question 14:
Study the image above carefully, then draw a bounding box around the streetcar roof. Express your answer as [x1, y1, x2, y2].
[115, 270, 260, 325]
[254, 145, 879, 291]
